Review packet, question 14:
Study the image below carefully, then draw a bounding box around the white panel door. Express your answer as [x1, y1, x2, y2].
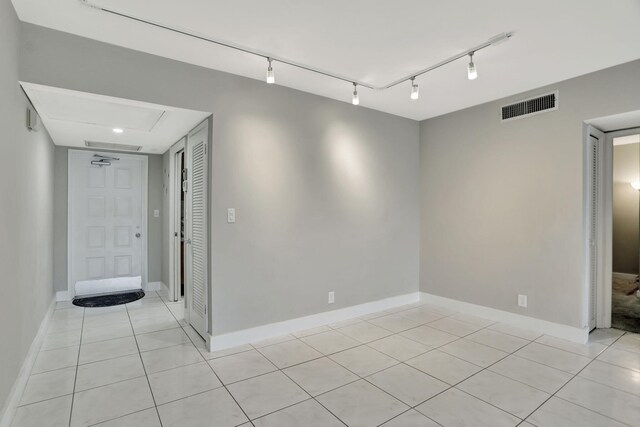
[69, 151, 146, 295]
[186, 123, 208, 339]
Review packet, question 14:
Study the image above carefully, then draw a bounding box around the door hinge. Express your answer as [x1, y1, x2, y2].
[204, 305, 207, 315]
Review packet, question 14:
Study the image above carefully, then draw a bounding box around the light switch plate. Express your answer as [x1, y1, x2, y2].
[518, 294, 527, 308]
[227, 208, 236, 223]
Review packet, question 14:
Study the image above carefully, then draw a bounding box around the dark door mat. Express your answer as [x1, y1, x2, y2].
[73, 290, 145, 307]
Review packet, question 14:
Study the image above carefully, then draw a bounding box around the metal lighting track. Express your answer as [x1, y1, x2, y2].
[80, 0, 512, 91]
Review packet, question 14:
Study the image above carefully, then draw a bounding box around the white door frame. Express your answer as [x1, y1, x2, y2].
[67, 149, 149, 297]
[593, 127, 640, 328]
[168, 137, 186, 303]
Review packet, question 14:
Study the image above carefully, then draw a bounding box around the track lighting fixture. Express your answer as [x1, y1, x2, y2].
[410, 78, 419, 100]
[80, 2, 514, 103]
[266, 58, 275, 84]
[352, 83, 360, 105]
[467, 52, 477, 80]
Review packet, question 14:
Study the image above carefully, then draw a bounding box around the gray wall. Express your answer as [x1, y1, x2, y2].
[19, 23, 420, 335]
[0, 0, 55, 412]
[52, 146, 164, 291]
[613, 143, 639, 274]
[420, 59, 640, 329]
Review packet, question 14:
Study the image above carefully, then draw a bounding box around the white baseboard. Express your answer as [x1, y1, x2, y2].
[55, 291, 70, 302]
[145, 281, 164, 292]
[613, 272, 637, 281]
[208, 292, 420, 352]
[0, 297, 56, 427]
[161, 281, 170, 295]
[420, 292, 589, 344]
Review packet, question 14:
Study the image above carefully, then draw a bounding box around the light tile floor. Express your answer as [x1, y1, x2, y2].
[10, 293, 640, 426]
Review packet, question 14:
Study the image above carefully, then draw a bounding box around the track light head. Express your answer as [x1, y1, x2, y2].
[266, 58, 275, 84]
[410, 78, 419, 100]
[467, 52, 477, 80]
[352, 83, 360, 105]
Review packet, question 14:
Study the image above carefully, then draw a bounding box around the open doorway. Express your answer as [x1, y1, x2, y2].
[586, 111, 640, 333]
[611, 132, 640, 332]
[169, 138, 187, 303]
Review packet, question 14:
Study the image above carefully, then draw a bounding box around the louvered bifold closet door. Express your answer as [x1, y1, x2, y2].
[186, 123, 209, 339]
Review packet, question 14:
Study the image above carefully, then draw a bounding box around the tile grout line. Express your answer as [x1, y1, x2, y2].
[49, 298, 636, 427]
[299, 310, 619, 424]
[241, 310, 415, 424]
[537, 331, 634, 426]
[386, 318, 530, 422]
[320, 308, 508, 424]
[518, 335, 626, 426]
[245, 307, 486, 425]
[230, 307, 513, 425]
[67, 305, 86, 427]
[155, 291, 257, 426]
[124, 299, 164, 427]
[416, 318, 610, 423]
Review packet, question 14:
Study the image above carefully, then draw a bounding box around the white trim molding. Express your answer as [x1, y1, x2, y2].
[161, 281, 171, 296]
[420, 292, 589, 344]
[0, 297, 56, 427]
[55, 291, 70, 302]
[145, 281, 164, 292]
[208, 292, 420, 352]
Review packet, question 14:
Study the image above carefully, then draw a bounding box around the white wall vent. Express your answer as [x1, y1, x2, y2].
[85, 141, 142, 152]
[501, 91, 558, 121]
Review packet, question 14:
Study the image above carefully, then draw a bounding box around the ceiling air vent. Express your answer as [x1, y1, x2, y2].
[501, 91, 558, 121]
[85, 141, 142, 152]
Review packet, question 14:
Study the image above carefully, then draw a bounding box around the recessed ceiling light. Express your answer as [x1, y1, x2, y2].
[112, 128, 124, 134]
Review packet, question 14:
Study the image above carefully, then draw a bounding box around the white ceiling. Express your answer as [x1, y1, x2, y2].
[22, 83, 210, 153]
[12, 0, 640, 121]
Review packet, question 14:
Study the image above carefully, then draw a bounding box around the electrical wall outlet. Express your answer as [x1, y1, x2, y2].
[518, 294, 528, 308]
[328, 291, 335, 304]
[153, 209, 160, 218]
[227, 208, 236, 223]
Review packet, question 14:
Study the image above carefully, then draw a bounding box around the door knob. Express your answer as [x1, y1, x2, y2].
[135, 232, 141, 238]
